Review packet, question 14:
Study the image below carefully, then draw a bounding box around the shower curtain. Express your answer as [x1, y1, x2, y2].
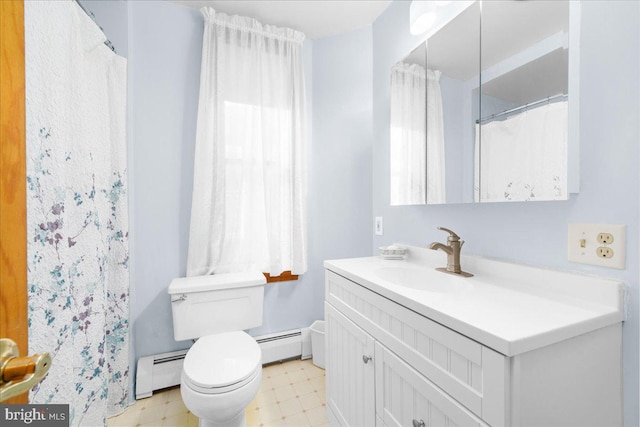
[25, 1, 129, 425]
[474, 101, 568, 202]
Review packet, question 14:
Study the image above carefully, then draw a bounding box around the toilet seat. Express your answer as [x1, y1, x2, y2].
[182, 331, 262, 395]
[183, 363, 261, 395]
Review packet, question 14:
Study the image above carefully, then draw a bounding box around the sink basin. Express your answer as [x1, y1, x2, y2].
[375, 265, 469, 293]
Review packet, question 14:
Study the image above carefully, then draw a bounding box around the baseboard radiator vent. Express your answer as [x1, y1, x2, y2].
[135, 328, 310, 399]
[135, 349, 187, 399]
[257, 329, 304, 365]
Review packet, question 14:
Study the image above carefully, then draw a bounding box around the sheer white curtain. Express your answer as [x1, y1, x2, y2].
[390, 64, 446, 205]
[474, 100, 568, 202]
[187, 8, 307, 276]
[426, 69, 446, 204]
[390, 62, 426, 205]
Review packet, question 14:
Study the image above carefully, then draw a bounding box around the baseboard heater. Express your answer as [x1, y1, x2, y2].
[135, 328, 310, 399]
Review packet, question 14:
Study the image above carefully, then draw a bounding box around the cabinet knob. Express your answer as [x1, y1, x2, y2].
[412, 420, 425, 427]
[362, 355, 372, 364]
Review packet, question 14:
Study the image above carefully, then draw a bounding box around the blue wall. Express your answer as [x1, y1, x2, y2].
[127, 0, 375, 381]
[127, 0, 329, 388]
[129, 0, 203, 364]
[77, 2, 639, 422]
[372, 1, 639, 425]
[88, 0, 370, 402]
[308, 24, 374, 295]
[126, 0, 375, 393]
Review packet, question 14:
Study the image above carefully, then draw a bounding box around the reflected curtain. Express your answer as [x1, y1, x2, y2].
[25, 1, 129, 424]
[390, 62, 426, 205]
[187, 8, 307, 277]
[426, 69, 446, 204]
[475, 101, 568, 202]
[390, 64, 446, 205]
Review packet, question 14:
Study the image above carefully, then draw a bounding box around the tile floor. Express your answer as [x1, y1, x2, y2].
[108, 358, 328, 427]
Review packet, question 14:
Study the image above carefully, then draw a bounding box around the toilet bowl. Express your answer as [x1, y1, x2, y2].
[180, 332, 262, 427]
[168, 272, 266, 427]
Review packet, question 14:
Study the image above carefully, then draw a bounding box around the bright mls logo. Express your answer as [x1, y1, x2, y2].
[1, 405, 68, 426]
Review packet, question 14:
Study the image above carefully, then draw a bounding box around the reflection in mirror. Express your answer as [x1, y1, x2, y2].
[478, 1, 570, 202]
[390, 43, 426, 205]
[426, 1, 480, 204]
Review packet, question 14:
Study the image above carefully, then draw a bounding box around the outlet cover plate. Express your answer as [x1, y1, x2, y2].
[568, 223, 626, 269]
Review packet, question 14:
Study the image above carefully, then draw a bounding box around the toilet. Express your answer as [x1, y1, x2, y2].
[168, 272, 266, 427]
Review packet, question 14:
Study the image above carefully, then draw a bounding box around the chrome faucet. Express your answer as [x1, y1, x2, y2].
[428, 227, 473, 277]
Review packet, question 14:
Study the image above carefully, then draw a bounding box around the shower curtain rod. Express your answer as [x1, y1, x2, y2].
[476, 93, 567, 124]
[74, 0, 116, 52]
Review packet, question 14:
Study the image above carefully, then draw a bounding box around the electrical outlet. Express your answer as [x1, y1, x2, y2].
[375, 217, 383, 236]
[597, 233, 614, 244]
[568, 223, 626, 269]
[596, 246, 614, 259]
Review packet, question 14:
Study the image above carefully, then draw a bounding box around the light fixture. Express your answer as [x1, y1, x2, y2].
[410, 0, 476, 36]
[409, 1, 437, 35]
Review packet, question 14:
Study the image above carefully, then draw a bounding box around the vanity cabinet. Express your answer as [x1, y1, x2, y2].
[325, 304, 375, 427]
[375, 342, 486, 427]
[324, 267, 623, 427]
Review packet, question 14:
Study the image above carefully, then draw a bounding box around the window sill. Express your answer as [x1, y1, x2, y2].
[263, 271, 299, 283]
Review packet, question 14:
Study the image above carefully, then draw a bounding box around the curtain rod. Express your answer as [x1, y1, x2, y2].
[74, 0, 116, 52]
[476, 93, 567, 124]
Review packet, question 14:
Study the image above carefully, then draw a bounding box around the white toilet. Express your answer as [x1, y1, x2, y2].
[168, 272, 266, 427]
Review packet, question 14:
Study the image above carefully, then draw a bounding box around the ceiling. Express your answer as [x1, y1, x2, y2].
[170, 0, 392, 40]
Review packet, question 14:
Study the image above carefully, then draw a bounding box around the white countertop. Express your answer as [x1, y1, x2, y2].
[324, 245, 625, 356]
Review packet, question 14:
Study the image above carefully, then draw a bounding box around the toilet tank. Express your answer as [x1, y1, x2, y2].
[168, 272, 266, 341]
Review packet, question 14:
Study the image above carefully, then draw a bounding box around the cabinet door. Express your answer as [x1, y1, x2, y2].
[375, 342, 488, 427]
[326, 303, 375, 427]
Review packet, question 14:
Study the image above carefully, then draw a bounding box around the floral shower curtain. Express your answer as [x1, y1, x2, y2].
[25, 1, 129, 425]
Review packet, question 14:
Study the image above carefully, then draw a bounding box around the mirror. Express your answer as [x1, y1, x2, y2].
[390, 1, 481, 205]
[478, 1, 570, 202]
[390, 0, 576, 205]
[426, 1, 480, 204]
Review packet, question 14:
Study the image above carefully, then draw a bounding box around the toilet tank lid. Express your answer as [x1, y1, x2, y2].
[168, 272, 266, 294]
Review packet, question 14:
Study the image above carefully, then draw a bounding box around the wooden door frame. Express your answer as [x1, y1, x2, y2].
[0, 0, 28, 404]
